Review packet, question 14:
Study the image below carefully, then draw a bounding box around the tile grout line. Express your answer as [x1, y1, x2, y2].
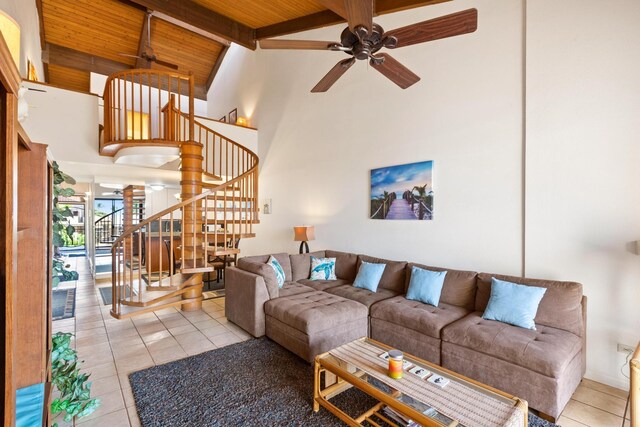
[568, 398, 627, 422]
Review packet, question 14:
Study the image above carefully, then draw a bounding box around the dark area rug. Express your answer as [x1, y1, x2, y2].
[52, 288, 75, 320]
[130, 338, 559, 427]
[95, 264, 112, 274]
[98, 286, 131, 305]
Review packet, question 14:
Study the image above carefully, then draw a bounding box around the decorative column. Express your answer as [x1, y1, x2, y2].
[180, 139, 204, 311]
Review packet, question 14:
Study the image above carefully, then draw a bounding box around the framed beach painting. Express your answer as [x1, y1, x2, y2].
[370, 160, 434, 220]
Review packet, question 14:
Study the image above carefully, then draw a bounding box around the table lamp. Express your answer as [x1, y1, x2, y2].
[293, 225, 315, 254]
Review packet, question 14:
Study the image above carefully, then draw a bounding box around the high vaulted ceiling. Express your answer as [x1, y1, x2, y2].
[36, 0, 450, 99]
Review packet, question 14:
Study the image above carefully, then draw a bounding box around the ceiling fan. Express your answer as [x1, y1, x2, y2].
[119, 12, 179, 70]
[259, 1, 478, 92]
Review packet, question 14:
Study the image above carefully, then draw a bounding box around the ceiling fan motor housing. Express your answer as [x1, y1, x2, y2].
[341, 23, 387, 60]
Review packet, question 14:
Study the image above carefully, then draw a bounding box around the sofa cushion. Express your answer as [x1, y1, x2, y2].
[442, 312, 582, 378]
[239, 253, 292, 281]
[268, 256, 286, 288]
[264, 291, 368, 335]
[325, 250, 358, 281]
[370, 296, 470, 339]
[357, 255, 407, 293]
[325, 285, 399, 308]
[483, 278, 547, 330]
[289, 251, 326, 281]
[406, 266, 447, 307]
[234, 261, 279, 299]
[476, 273, 584, 336]
[310, 256, 337, 280]
[353, 261, 385, 292]
[277, 281, 315, 298]
[297, 278, 350, 292]
[406, 263, 477, 311]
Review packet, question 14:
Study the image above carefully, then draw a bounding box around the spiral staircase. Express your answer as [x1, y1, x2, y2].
[100, 70, 258, 319]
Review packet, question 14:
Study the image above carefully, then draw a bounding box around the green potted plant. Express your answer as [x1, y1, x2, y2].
[52, 162, 79, 287]
[50, 333, 100, 425]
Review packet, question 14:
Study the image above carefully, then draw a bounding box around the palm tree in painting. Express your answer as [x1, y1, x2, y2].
[412, 184, 429, 220]
[378, 191, 391, 218]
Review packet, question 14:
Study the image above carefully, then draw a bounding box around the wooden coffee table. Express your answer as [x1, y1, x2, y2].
[314, 337, 528, 427]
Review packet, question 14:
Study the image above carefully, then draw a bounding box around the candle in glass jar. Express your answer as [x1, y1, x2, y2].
[388, 350, 404, 379]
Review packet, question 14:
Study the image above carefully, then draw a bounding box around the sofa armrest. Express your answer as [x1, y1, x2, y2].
[225, 267, 271, 337]
[581, 295, 588, 376]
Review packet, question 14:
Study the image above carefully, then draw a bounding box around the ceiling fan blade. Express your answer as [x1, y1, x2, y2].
[260, 39, 338, 50]
[311, 57, 356, 93]
[315, 0, 348, 18]
[385, 8, 478, 48]
[153, 58, 179, 70]
[370, 53, 420, 89]
[345, 0, 373, 34]
[118, 53, 144, 59]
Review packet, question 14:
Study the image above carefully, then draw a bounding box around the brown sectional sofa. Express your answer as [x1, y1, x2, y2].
[225, 249, 587, 420]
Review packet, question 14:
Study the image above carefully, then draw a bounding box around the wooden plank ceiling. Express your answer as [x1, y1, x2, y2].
[37, 0, 450, 98]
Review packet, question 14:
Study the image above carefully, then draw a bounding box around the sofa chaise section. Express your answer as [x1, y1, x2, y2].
[264, 291, 368, 362]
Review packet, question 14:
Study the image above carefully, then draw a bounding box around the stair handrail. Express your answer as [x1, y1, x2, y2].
[94, 208, 124, 225]
[102, 69, 195, 148]
[110, 161, 258, 248]
[110, 118, 258, 316]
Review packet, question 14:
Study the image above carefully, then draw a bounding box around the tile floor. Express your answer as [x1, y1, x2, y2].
[53, 257, 631, 427]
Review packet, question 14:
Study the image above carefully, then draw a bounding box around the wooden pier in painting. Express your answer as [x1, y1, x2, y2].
[385, 199, 418, 220]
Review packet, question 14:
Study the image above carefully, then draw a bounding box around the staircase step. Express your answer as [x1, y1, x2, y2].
[204, 207, 255, 213]
[198, 232, 255, 241]
[146, 272, 200, 291]
[110, 295, 203, 319]
[203, 172, 223, 182]
[202, 182, 242, 191]
[180, 259, 219, 273]
[203, 219, 260, 225]
[182, 246, 240, 257]
[121, 280, 202, 307]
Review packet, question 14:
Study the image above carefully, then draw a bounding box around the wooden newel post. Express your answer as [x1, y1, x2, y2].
[180, 78, 203, 311]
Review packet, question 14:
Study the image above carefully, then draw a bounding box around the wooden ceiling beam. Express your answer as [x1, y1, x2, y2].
[135, 13, 151, 69]
[126, 0, 256, 50]
[42, 44, 132, 77]
[34, 0, 49, 82]
[206, 45, 228, 92]
[256, 10, 343, 40]
[41, 44, 208, 100]
[256, 0, 452, 40]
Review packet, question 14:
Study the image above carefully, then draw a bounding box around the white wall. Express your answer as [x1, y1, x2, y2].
[196, 116, 258, 155]
[22, 81, 105, 164]
[210, 0, 525, 276]
[526, 0, 640, 389]
[209, 0, 640, 390]
[0, 0, 43, 79]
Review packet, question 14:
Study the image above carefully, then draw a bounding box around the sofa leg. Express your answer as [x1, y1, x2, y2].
[535, 410, 556, 423]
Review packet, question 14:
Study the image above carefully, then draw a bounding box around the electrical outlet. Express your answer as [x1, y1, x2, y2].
[617, 343, 635, 354]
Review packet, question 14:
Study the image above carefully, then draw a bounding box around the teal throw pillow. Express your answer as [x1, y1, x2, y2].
[310, 256, 337, 280]
[353, 261, 386, 292]
[267, 256, 285, 288]
[482, 278, 547, 330]
[405, 266, 447, 307]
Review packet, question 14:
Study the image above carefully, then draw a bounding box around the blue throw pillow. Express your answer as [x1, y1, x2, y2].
[267, 256, 285, 288]
[353, 262, 386, 292]
[482, 278, 547, 330]
[310, 256, 337, 280]
[405, 266, 447, 307]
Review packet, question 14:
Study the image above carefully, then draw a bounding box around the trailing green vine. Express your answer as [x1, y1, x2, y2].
[52, 162, 79, 287]
[51, 333, 100, 425]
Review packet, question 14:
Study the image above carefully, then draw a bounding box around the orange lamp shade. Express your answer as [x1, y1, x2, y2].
[293, 226, 315, 242]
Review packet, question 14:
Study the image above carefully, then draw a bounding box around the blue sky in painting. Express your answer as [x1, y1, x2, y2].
[370, 161, 433, 199]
